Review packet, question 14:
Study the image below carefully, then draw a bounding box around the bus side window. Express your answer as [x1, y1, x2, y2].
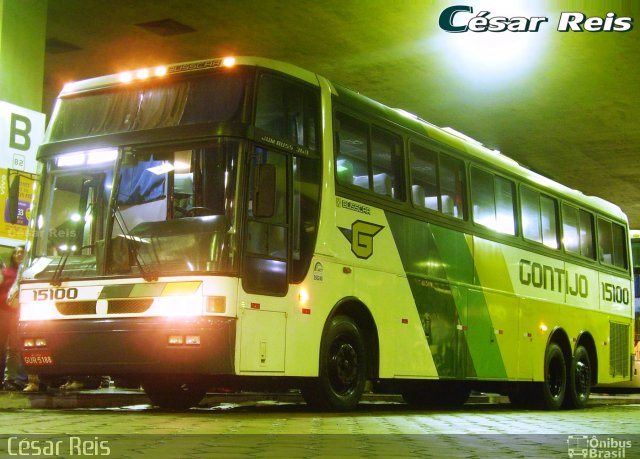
[521, 186, 559, 249]
[598, 218, 628, 269]
[471, 167, 515, 234]
[440, 156, 465, 219]
[371, 127, 404, 200]
[255, 74, 319, 150]
[336, 114, 368, 189]
[562, 204, 595, 259]
[410, 143, 438, 210]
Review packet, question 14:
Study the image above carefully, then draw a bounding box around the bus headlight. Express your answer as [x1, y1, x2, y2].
[148, 295, 203, 317]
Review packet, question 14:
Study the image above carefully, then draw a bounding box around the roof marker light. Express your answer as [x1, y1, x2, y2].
[136, 68, 150, 80]
[154, 66, 167, 77]
[222, 56, 236, 67]
[119, 71, 133, 83]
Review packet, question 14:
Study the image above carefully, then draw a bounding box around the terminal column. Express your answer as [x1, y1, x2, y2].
[0, 0, 47, 111]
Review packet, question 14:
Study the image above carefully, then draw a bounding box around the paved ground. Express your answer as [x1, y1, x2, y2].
[0, 391, 638, 458]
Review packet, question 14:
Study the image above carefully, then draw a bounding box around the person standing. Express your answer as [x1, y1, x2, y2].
[0, 246, 27, 390]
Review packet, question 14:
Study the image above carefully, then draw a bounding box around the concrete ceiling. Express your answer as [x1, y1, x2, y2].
[45, 1, 640, 226]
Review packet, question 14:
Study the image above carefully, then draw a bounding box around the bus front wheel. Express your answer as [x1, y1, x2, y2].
[143, 379, 208, 410]
[302, 315, 367, 411]
[533, 342, 567, 410]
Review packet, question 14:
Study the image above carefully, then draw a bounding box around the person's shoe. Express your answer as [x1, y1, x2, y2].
[23, 382, 41, 392]
[60, 380, 84, 391]
[2, 381, 24, 391]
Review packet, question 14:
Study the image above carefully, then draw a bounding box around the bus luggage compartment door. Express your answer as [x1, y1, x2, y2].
[238, 308, 286, 372]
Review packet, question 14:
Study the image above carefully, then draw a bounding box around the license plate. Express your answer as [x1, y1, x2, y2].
[23, 352, 54, 366]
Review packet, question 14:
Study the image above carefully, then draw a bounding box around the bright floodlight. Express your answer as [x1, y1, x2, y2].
[435, 0, 550, 86]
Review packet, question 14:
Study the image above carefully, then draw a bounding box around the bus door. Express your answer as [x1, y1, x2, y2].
[238, 146, 289, 373]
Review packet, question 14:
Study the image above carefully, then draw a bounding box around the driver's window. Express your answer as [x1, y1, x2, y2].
[243, 147, 289, 295]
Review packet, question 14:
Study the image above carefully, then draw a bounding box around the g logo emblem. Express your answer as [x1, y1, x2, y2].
[339, 220, 384, 259]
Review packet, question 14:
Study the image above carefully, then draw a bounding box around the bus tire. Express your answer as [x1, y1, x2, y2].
[564, 345, 591, 409]
[533, 342, 567, 410]
[302, 315, 367, 411]
[143, 379, 208, 410]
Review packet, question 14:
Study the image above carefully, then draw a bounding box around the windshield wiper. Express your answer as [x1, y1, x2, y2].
[112, 205, 158, 282]
[50, 244, 94, 287]
[50, 250, 71, 287]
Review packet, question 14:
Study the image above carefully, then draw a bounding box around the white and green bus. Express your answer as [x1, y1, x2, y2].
[18, 57, 633, 410]
[632, 231, 640, 387]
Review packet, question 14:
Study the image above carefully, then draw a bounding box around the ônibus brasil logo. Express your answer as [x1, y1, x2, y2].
[439, 5, 633, 33]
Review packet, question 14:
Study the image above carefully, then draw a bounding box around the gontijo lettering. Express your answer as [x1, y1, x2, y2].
[518, 259, 588, 298]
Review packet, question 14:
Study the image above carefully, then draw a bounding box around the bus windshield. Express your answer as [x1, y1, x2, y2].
[28, 140, 239, 280]
[46, 69, 248, 142]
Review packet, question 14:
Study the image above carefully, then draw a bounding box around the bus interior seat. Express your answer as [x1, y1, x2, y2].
[442, 195, 455, 216]
[336, 159, 354, 184]
[353, 175, 369, 189]
[425, 196, 438, 210]
[412, 185, 425, 207]
[372, 173, 392, 196]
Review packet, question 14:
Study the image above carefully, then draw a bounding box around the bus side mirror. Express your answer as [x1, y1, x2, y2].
[253, 164, 276, 218]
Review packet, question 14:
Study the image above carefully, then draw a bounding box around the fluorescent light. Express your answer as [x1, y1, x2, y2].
[57, 153, 85, 167]
[87, 148, 118, 164]
[173, 160, 190, 172]
[57, 148, 118, 167]
[147, 161, 174, 175]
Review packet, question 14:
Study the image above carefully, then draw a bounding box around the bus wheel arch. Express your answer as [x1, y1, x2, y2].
[301, 298, 379, 411]
[326, 298, 380, 380]
[533, 328, 571, 410]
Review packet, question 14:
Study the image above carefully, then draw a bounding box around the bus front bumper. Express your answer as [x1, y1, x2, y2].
[18, 316, 236, 377]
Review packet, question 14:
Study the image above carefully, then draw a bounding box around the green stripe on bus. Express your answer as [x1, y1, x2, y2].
[387, 213, 507, 379]
[431, 225, 508, 380]
[99, 284, 135, 299]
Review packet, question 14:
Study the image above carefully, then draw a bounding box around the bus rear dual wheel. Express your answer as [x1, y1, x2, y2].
[531, 343, 591, 410]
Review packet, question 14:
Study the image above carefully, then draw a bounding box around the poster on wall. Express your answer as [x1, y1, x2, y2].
[0, 168, 37, 243]
[0, 101, 44, 246]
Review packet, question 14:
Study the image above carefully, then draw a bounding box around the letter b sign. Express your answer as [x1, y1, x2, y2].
[9, 113, 31, 151]
[0, 101, 44, 173]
